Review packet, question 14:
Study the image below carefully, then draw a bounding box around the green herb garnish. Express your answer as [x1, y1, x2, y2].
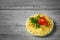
[30, 17, 37, 24]
[29, 15, 40, 28]
[36, 15, 40, 20]
[36, 23, 40, 28]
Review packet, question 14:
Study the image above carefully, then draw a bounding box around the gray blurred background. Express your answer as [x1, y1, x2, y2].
[0, 0, 60, 40]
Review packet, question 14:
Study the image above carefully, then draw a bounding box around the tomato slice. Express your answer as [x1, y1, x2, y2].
[38, 17, 47, 25]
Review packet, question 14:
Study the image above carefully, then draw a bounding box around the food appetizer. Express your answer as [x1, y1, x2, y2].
[26, 14, 54, 37]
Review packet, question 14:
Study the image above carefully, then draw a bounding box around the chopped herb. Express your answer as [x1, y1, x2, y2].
[36, 15, 40, 20]
[36, 23, 40, 28]
[30, 17, 37, 24]
[29, 16, 40, 28]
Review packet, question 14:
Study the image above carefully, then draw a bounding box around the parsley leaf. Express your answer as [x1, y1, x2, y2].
[36, 15, 40, 20]
[36, 23, 40, 28]
[30, 17, 37, 24]
[29, 15, 40, 28]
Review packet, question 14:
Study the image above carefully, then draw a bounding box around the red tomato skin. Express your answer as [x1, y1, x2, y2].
[38, 17, 47, 25]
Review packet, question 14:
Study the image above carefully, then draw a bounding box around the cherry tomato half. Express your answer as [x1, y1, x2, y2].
[38, 17, 47, 25]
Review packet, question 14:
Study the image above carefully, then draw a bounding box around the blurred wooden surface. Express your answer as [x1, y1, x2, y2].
[0, 10, 60, 40]
[0, 0, 60, 10]
[0, 0, 60, 40]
